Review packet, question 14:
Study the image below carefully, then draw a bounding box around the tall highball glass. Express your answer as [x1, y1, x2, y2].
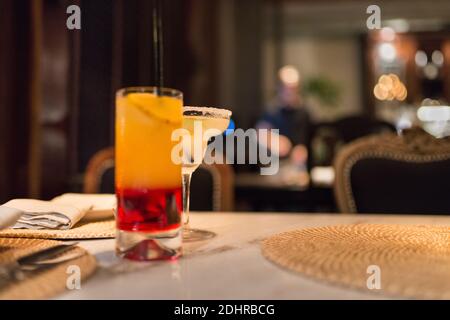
[115, 87, 183, 261]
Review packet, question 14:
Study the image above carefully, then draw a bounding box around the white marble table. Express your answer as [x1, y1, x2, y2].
[59, 212, 450, 300]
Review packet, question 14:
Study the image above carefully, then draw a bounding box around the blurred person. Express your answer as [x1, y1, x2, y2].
[257, 66, 312, 164]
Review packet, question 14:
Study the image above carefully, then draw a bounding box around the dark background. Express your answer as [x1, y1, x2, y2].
[1, 0, 450, 202]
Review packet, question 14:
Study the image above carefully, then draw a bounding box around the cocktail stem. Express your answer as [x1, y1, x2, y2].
[182, 172, 192, 228]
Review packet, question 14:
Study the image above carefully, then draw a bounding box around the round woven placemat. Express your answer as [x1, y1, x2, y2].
[0, 219, 115, 240]
[262, 224, 450, 299]
[0, 238, 97, 299]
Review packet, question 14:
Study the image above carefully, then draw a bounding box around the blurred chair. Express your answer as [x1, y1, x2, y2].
[310, 115, 395, 167]
[84, 147, 234, 211]
[334, 127, 450, 214]
[190, 162, 235, 211]
[84, 147, 115, 194]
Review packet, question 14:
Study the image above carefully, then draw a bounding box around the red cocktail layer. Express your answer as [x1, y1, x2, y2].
[116, 187, 182, 232]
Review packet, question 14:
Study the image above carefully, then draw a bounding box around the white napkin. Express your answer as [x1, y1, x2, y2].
[52, 194, 116, 222]
[0, 194, 116, 230]
[0, 206, 22, 230]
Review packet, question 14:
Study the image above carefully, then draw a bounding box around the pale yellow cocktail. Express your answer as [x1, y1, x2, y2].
[181, 107, 232, 242]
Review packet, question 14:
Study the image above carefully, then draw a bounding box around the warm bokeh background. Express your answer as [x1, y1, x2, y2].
[1, 0, 450, 209]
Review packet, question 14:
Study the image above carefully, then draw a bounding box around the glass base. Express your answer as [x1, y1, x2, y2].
[116, 229, 182, 261]
[183, 228, 216, 243]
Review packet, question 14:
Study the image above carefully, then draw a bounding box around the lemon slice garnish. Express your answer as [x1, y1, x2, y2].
[127, 93, 182, 125]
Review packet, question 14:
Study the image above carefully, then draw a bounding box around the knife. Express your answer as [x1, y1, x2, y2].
[0, 242, 79, 282]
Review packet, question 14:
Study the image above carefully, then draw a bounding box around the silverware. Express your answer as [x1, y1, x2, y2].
[0, 242, 79, 286]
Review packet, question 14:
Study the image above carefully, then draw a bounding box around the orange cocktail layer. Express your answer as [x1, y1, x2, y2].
[116, 93, 182, 232]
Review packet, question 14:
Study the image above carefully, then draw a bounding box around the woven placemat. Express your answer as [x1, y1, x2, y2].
[262, 224, 450, 299]
[0, 219, 115, 240]
[0, 238, 97, 299]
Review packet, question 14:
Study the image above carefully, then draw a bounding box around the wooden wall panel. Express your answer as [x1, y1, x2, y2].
[0, 0, 15, 202]
[29, 0, 43, 198]
[39, 0, 72, 199]
[77, 0, 115, 172]
[0, 0, 33, 201]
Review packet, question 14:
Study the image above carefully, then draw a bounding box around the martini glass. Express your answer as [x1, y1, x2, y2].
[182, 106, 232, 242]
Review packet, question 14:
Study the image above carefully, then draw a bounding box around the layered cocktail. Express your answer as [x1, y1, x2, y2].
[115, 87, 183, 260]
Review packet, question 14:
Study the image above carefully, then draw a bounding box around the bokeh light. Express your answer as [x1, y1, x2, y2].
[378, 43, 397, 62]
[432, 50, 444, 67]
[380, 27, 396, 42]
[374, 73, 407, 101]
[278, 65, 300, 86]
[415, 50, 428, 67]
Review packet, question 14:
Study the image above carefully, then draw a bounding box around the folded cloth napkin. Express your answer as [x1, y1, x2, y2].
[0, 194, 116, 230]
[0, 206, 22, 230]
[52, 193, 116, 221]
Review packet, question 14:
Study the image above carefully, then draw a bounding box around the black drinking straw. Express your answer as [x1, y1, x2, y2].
[153, 0, 164, 95]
